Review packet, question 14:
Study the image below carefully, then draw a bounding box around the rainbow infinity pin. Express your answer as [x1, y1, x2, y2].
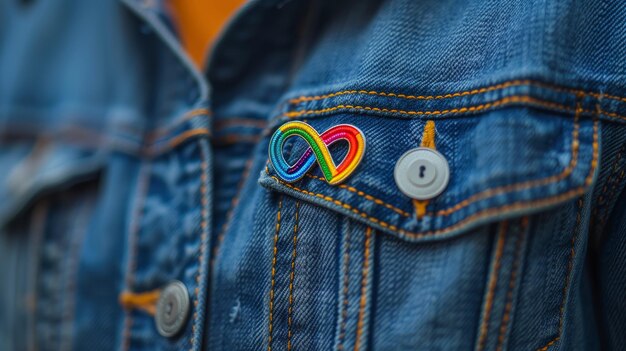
[269, 121, 366, 185]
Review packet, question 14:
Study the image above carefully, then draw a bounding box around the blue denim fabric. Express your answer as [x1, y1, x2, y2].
[1, 0, 626, 350]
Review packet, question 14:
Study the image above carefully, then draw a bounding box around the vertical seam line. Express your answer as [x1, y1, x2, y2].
[190, 140, 211, 350]
[337, 221, 352, 350]
[594, 142, 626, 232]
[27, 200, 49, 351]
[536, 197, 585, 351]
[536, 98, 598, 351]
[287, 201, 300, 351]
[120, 162, 152, 351]
[267, 196, 283, 351]
[477, 221, 509, 351]
[495, 217, 529, 351]
[353, 227, 372, 351]
[60, 197, 93, 351]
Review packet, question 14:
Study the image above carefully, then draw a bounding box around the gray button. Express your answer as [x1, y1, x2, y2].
[394, 148, 450, 200]
[407, 158, 437, 186]
[155, 280, 190, 338]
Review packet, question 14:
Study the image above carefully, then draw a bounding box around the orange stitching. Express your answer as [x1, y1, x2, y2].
[304, 174, 410, 217]
[589, 91, 626, 104]
[420, 120, 437, 149]
[413, 120, 437, 218]
[298, 99, 583, 219]
[412, 199, 429, 219]
[283, 96, 574, 119]
[287, 201, 300, 351]
[477, 222, 509, 351]
[164, 128, 211, 149]
[289, 80, 533, 103]
[120, 162, 152, 351]
[267, 196, 283, 351]
[272, 174, 594, 239]
[177, 107, 210, 122]
[597, 108, 626, 122]
[148, 108, 210, 138]
[537, 339, 559, 351]
[154, 116, 261, 152]
[538, 110, 599, 351]
[53, 124, 210, 158]
[288, 79, 626, 104]
[119, 290, 161, 316]
[284, 96, 626, 123]
[142, 128, 212, 157]
[337, 221, 352, 350]
[536, 197, 585, 351]
[190, 144, 209, 350]
[354, 227, 372, 351]
[496, 217, 528, 351]
[268, 116, 597, 239]
[434, 100, 582, 216]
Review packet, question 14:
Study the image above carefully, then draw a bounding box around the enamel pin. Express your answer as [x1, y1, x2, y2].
[268, 121, 366, 185]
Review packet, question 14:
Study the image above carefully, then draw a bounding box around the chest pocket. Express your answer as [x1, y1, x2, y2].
[253, 88, 598, 350]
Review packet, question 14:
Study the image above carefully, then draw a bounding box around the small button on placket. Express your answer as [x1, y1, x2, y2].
[155, 280, 190, 338]
[394, 147, 450, 200]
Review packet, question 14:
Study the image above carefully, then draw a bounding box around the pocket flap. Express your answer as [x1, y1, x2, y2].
[0, 141, 105, 227]
[259, 106, 598, 242]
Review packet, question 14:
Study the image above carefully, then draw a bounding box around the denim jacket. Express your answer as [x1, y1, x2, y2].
[1, 0, 625, 350]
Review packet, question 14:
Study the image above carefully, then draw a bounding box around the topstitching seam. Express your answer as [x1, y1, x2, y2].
[267, 196, 283, 351]
[287, 201, 300, 351]
[301, 100, 580, 218]
[476, 221, 509, 351]
[288, 79, 626, 105]
[189, 140, 210, 351]
[120, 161, 152, 351]
[536, 197, 584, 351]
[265, 116, 598, 239]
[495, 217, 528, 351]
[353, 227, 372, 351]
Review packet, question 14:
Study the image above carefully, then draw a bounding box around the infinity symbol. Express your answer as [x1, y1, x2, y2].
[269, 121, 366, 185]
